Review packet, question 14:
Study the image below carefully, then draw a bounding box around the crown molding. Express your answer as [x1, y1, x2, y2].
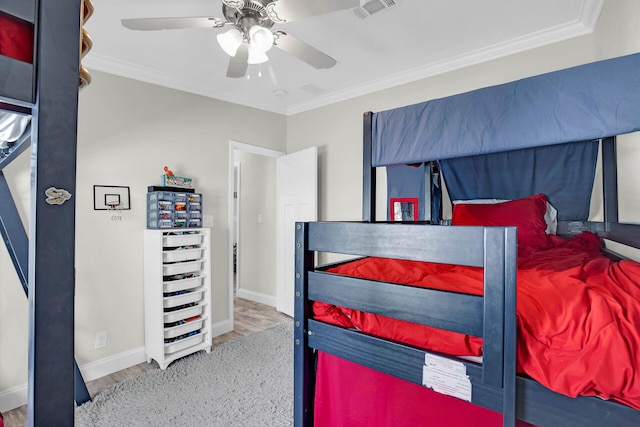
[82, 54, 288, 115]
[84, 0, 604, 116]
[285, 0, 605, 115]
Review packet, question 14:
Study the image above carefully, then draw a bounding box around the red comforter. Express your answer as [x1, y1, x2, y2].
[314, 231, 640, 410]
[0, 14, 34, 63]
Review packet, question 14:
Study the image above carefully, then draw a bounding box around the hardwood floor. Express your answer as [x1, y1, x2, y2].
[1, 297, 291, 427]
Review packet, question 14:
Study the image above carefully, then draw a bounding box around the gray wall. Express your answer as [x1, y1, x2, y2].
[0, 71, 286, 405]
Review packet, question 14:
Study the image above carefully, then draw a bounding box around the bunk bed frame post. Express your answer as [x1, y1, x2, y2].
[481, 227, 517, 427]
[502, 228, 518, 427]
[362, 112, 375, 222]
[27, 0, 86, 424]
[601, 136, 618, 223]
[294, 222, 316, 427]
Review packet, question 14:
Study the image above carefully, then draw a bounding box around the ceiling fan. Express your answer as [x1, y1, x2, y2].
[122, 0, 360, 78]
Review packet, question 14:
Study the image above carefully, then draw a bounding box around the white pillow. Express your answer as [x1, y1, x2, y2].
[453, 198, 558, 234]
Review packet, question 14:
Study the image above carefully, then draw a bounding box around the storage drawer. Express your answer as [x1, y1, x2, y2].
[163, 275, 205, 293]
[163, 288, 205, 308]
[148, 210, 173, 220]
[162, 248, 203, 263]
[148, 192, 174, 202]
[163, 233, 203, 247]
[148, 200, 172, 211]
[164, 332, 204, 355]
[173, 193, 189, 202]
[163, 304, 204, 323]
[162, 260, 203, 275]
[148, 219, 173, 229]
[172, 219, 187, 228]
[163, 316, 206, 339]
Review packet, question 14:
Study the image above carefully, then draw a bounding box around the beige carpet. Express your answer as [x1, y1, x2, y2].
[75, 321, 294, 427]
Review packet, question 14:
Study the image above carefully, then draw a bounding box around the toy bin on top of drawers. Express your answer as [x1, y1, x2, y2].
[143, 228, 211, 369]
[147, 191, 203, 229]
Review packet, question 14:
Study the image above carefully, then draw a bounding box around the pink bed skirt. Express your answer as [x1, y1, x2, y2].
[314, 351, 536, 427]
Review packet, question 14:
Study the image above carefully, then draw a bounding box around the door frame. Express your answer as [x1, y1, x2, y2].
[227, 141, 284, 328]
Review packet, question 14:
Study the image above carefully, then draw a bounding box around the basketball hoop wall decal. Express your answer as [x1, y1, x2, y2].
[93, 185, 131, 222]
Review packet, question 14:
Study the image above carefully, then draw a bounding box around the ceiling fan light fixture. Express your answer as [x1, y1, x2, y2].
[217, 28, 243, 56]
[249, 25, 274, 53]
[247, 44, 269, 64]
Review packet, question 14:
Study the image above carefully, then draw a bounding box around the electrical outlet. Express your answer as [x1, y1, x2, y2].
[94, 331, 108, 349]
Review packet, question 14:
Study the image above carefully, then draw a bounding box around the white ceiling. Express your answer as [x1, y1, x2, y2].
[83, 0, 604, 115]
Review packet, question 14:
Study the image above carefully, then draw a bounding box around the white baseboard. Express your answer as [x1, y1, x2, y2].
[0, 320, 239, 412]
[80, 347, 147, 383]
[236, 289, 276, 307]
[0, 347, 147, 413]
[210, 318, 233, 337]
[0, 383, 28, 414]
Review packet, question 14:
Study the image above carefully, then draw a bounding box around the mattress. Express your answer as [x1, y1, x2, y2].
[313, 231, 640, 410]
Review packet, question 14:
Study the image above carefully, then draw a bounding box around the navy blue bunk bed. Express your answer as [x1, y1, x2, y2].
[0, 1, 90, 425]
[294, 53, 640, 427]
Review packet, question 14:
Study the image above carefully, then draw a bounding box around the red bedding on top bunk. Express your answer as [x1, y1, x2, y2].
[314, 231, 640, 411]
[0, 13, 34, 63]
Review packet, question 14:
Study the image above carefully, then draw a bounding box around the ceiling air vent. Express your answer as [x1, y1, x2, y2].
[353, 0, 397, 19]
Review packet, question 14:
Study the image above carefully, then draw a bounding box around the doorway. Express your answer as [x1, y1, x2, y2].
[227, 141, 284, 328]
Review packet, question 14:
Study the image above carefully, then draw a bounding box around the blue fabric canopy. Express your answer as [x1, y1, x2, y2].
[372, 53, 640, 166]
[440, 141, 599, 221]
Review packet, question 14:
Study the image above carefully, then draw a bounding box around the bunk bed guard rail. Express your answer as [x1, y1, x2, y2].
[294, 221, 519, 427]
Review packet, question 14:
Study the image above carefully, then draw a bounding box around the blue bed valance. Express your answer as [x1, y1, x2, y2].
[372, 53, 640, 166]
[440, 140, 599, 221]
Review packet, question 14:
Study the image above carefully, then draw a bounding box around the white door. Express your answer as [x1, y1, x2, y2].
[276, 147, 317, 316]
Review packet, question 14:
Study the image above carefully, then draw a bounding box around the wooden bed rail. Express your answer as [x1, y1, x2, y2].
[294, 221, 518, 427]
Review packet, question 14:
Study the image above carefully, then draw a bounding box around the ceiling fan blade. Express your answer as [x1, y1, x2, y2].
[226, 44, 249, 78]
[266, 0, 360, 23]
[274, 33, 337, 69]
[121, 17, 226, 31]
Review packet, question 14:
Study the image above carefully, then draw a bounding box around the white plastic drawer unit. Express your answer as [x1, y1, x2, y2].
[163, 316, 206, 339]
[162, 247, 203, 263]
[163, 275, 205, 293]
[163, 287, 206, 308]
[162, 260, 203, 276]
[144, 228, 211, 369]
[164, 332, 204, 355]
[162, 232, 204, 248]
[163, 303, 204, 323]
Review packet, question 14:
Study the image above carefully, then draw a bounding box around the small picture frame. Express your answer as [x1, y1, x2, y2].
[93, 185, 131, 210]
[390, 197, 418, 222]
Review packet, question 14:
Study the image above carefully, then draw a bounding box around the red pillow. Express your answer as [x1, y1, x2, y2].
[452, 194, 551, 250]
